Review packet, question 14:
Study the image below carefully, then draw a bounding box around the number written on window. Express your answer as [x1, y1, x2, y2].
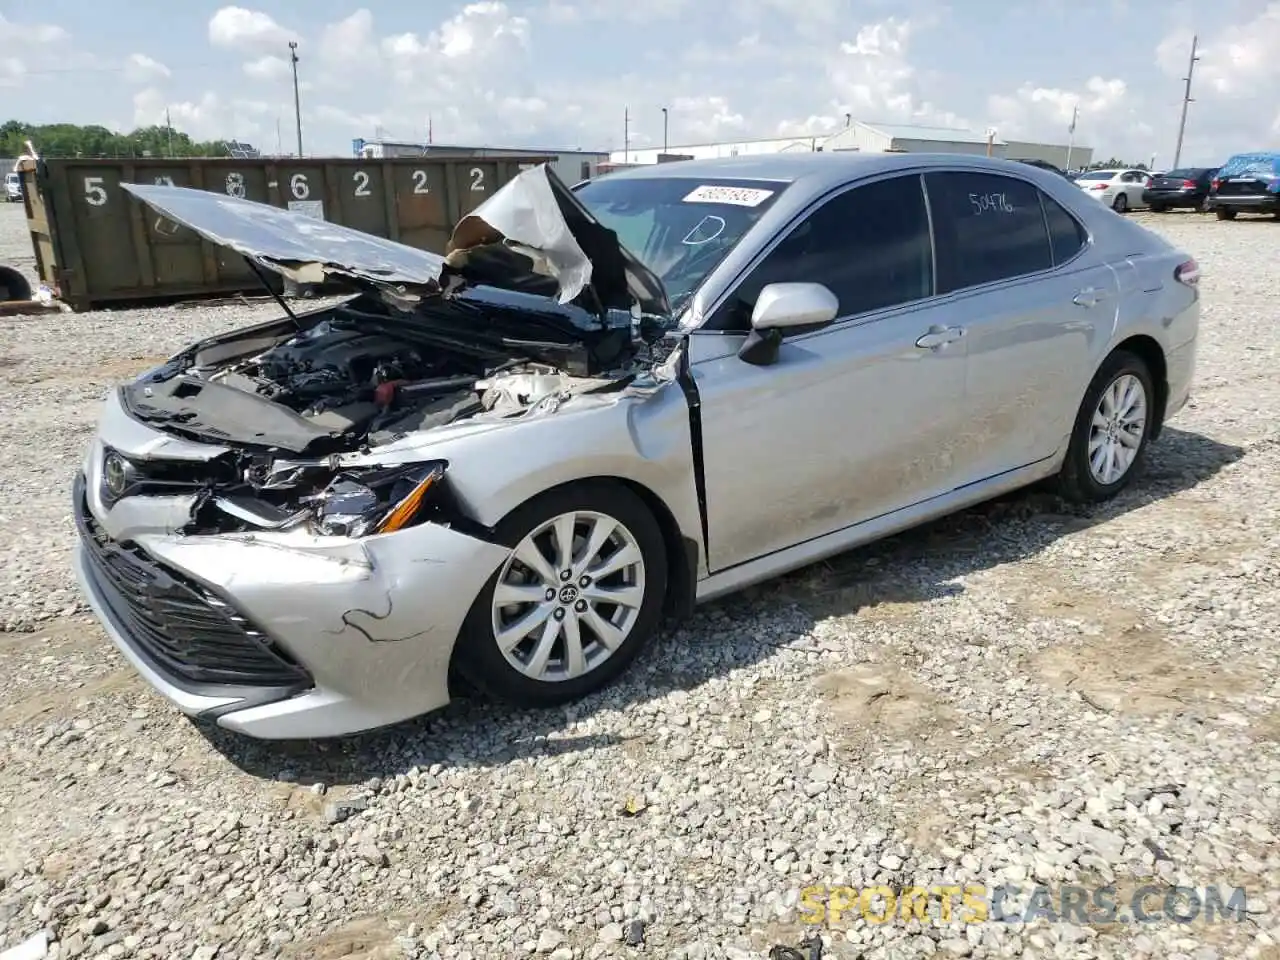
[84, 176, 107, 206]
[968, 192, 1014, 215]
[411, 170, 429, 194]
[353, 170, 371, 197]
[290, 173, 309, 200]
[470, 167, 485, 192]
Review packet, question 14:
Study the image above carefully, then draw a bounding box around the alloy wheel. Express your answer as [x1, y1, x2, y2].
[491, 510, 646, 683]
[1088, 373, 1148, 485]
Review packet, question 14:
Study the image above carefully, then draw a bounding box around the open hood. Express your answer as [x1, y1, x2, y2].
[121, 164, 671, 318]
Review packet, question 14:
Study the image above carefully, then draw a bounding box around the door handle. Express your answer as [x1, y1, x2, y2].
[1073, 287, 1106, 307]
[915, 326, 964, 349]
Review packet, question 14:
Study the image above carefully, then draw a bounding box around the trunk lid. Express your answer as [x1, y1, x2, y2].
[1212, 154, 1280, 196]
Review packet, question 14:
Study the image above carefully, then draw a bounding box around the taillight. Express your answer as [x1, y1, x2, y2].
[1090, 183, 1108, 190]
[1211, 178, 1221, 191]
[1182, 179, 1197, 188]
[1175, 259, 1200, 287]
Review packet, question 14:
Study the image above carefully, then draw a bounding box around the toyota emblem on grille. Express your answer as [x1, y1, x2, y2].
[103, 452, 128, 499]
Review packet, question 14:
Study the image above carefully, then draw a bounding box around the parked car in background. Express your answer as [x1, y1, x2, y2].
[4, 172, 22, 202]
[1074, 169, 1151, 212]
[1015, 158, 1072, 178]
[75, 155, 1200, 739]
[1144, 167, 1217, 212]
[1207, 152, 1280, 220]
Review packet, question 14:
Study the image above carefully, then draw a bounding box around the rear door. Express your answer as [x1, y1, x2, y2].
[924, 170, 1114, 479]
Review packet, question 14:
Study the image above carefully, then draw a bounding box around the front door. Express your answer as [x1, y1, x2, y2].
[689, 173, 970, 573]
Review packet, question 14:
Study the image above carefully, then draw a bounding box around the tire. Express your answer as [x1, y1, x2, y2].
[1112, 193, 1128, 213]
[1055, 350, 1155, 504]
[453, 481, 668, 707]
[1216, 207, 1236, 220]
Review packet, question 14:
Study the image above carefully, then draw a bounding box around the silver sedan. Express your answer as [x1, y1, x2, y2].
[74, 154, 1200, 738]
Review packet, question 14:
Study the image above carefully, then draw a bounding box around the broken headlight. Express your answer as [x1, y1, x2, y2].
[315, 460, 447, 538]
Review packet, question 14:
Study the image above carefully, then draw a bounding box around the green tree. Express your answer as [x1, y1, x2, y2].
[0, 120, 233, 158]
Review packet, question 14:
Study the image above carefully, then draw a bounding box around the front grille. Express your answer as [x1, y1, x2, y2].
[74, 474, 311, 692]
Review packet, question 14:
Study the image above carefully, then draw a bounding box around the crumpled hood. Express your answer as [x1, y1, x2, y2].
[121, 163, 670, 318]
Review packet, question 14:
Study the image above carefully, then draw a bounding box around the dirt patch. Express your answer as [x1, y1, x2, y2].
[816, 664, 957, 752]
[6, 354, 170, 386]
[0, 668, 142, 728]
[283, 910, 448, 960]
[1031, 621, 1254, 716]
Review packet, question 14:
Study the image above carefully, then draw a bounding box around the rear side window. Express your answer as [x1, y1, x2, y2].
[925, 171, 1053, 293]
[1041, 194, 1086, 266]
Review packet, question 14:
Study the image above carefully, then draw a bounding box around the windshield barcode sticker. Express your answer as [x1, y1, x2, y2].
[682, 185, 774, 206]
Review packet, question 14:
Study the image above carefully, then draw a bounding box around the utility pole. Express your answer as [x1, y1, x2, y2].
[165, 107, 173, 157]
[623, 106, 630, 160]
[289, 41, 303, 157]
[661, 107, 668, 153]
[1172, 34, 1199, 170]
[1065, 104, 1078, 172]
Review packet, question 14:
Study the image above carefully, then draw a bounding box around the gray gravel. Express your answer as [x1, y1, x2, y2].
[1, 202, 1279, 960]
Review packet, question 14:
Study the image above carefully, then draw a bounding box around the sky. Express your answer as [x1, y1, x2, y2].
[0, 0, 1276, 168]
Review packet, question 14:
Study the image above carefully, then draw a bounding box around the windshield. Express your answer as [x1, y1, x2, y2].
[1077, 171, 1115, 181]
[4, 174, 16, 184]
[574, 175, 786, 313]
[1165, 168, 1203, 179]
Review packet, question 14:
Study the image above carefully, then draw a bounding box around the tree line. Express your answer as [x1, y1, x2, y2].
[0, 120, 233, 159]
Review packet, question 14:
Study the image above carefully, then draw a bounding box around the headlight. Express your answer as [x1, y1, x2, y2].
[315, 460, 447, 537]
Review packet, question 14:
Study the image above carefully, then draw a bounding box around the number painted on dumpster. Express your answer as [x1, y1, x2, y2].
[411, 170, 429, 194]
[353, 170, 371, 197]
[84, 176, 107, 206]
[470, 167, 485, 192]
[290, 173, 310, 200]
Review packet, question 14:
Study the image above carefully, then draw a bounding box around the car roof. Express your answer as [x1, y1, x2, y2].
[595, 151, 1092, 207]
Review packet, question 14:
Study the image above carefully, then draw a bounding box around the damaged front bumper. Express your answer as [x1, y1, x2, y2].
[73, 395, 511, 739]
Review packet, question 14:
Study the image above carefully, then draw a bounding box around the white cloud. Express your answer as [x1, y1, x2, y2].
[243, 55, 291, 82]
[124, 54, 170, 84]
[133, 87, 272, 143]
[0, 13, 69, 45]
[208, 7, 296, 50]
[318, 9, 379, 67]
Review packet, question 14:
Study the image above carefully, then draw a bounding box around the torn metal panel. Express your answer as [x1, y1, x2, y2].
[120, 182, 449, 291]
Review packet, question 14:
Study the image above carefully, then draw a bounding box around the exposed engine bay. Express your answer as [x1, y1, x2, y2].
[110, 292, 673, 539]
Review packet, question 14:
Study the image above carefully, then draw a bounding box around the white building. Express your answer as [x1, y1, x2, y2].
[608, 136, 824, 165]
[607, 123, 1090, 172]
[352, 138, 610, 184]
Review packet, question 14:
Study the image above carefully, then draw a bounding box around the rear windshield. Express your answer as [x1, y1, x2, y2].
[574, 176, 787, 313]
[1218, 154, 1280, 178]
[1165, 168, 1205, 179]
[1076, 171, 1115, 180]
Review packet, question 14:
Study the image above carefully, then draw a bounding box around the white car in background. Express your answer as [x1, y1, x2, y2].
[1074, 168, 1151, 213]
[4, 172, 22, 203]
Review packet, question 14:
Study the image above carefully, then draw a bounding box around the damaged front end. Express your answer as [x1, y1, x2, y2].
[109, 163, 680, 540]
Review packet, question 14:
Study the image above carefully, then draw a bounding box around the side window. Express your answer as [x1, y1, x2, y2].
[707, 174, 933, 331]
[1041, 193, 1086, 266]
[925, 171, 1053, 293]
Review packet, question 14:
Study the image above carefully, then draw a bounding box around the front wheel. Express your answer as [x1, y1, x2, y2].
[1055, 350, 1155, 504]
[454, 481, 668, 707]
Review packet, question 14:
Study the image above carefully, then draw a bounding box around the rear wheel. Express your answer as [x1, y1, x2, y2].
[1055, 350, 1155, 504]
[454, 482, 668, 707]
[1216, 207, 1237, 220]
[1112, 193, 1128, 213]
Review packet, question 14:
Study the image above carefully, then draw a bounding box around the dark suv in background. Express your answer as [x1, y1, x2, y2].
[1207, 152, 1280, 220]
[1143, 167, 1217, 212]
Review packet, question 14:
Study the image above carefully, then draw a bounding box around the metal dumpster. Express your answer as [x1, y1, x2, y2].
[18, 155, 552, 311]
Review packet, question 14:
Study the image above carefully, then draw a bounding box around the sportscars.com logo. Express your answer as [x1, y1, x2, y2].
[798, 884, 1250, 925]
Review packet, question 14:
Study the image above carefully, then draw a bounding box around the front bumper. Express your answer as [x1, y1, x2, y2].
[73, 394, 512, 739]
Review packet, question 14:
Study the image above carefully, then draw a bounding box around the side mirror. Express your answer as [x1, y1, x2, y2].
[738, 282, 839, 366]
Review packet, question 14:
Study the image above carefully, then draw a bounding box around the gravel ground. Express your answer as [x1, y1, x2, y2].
[1, 201, 1278, 960]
